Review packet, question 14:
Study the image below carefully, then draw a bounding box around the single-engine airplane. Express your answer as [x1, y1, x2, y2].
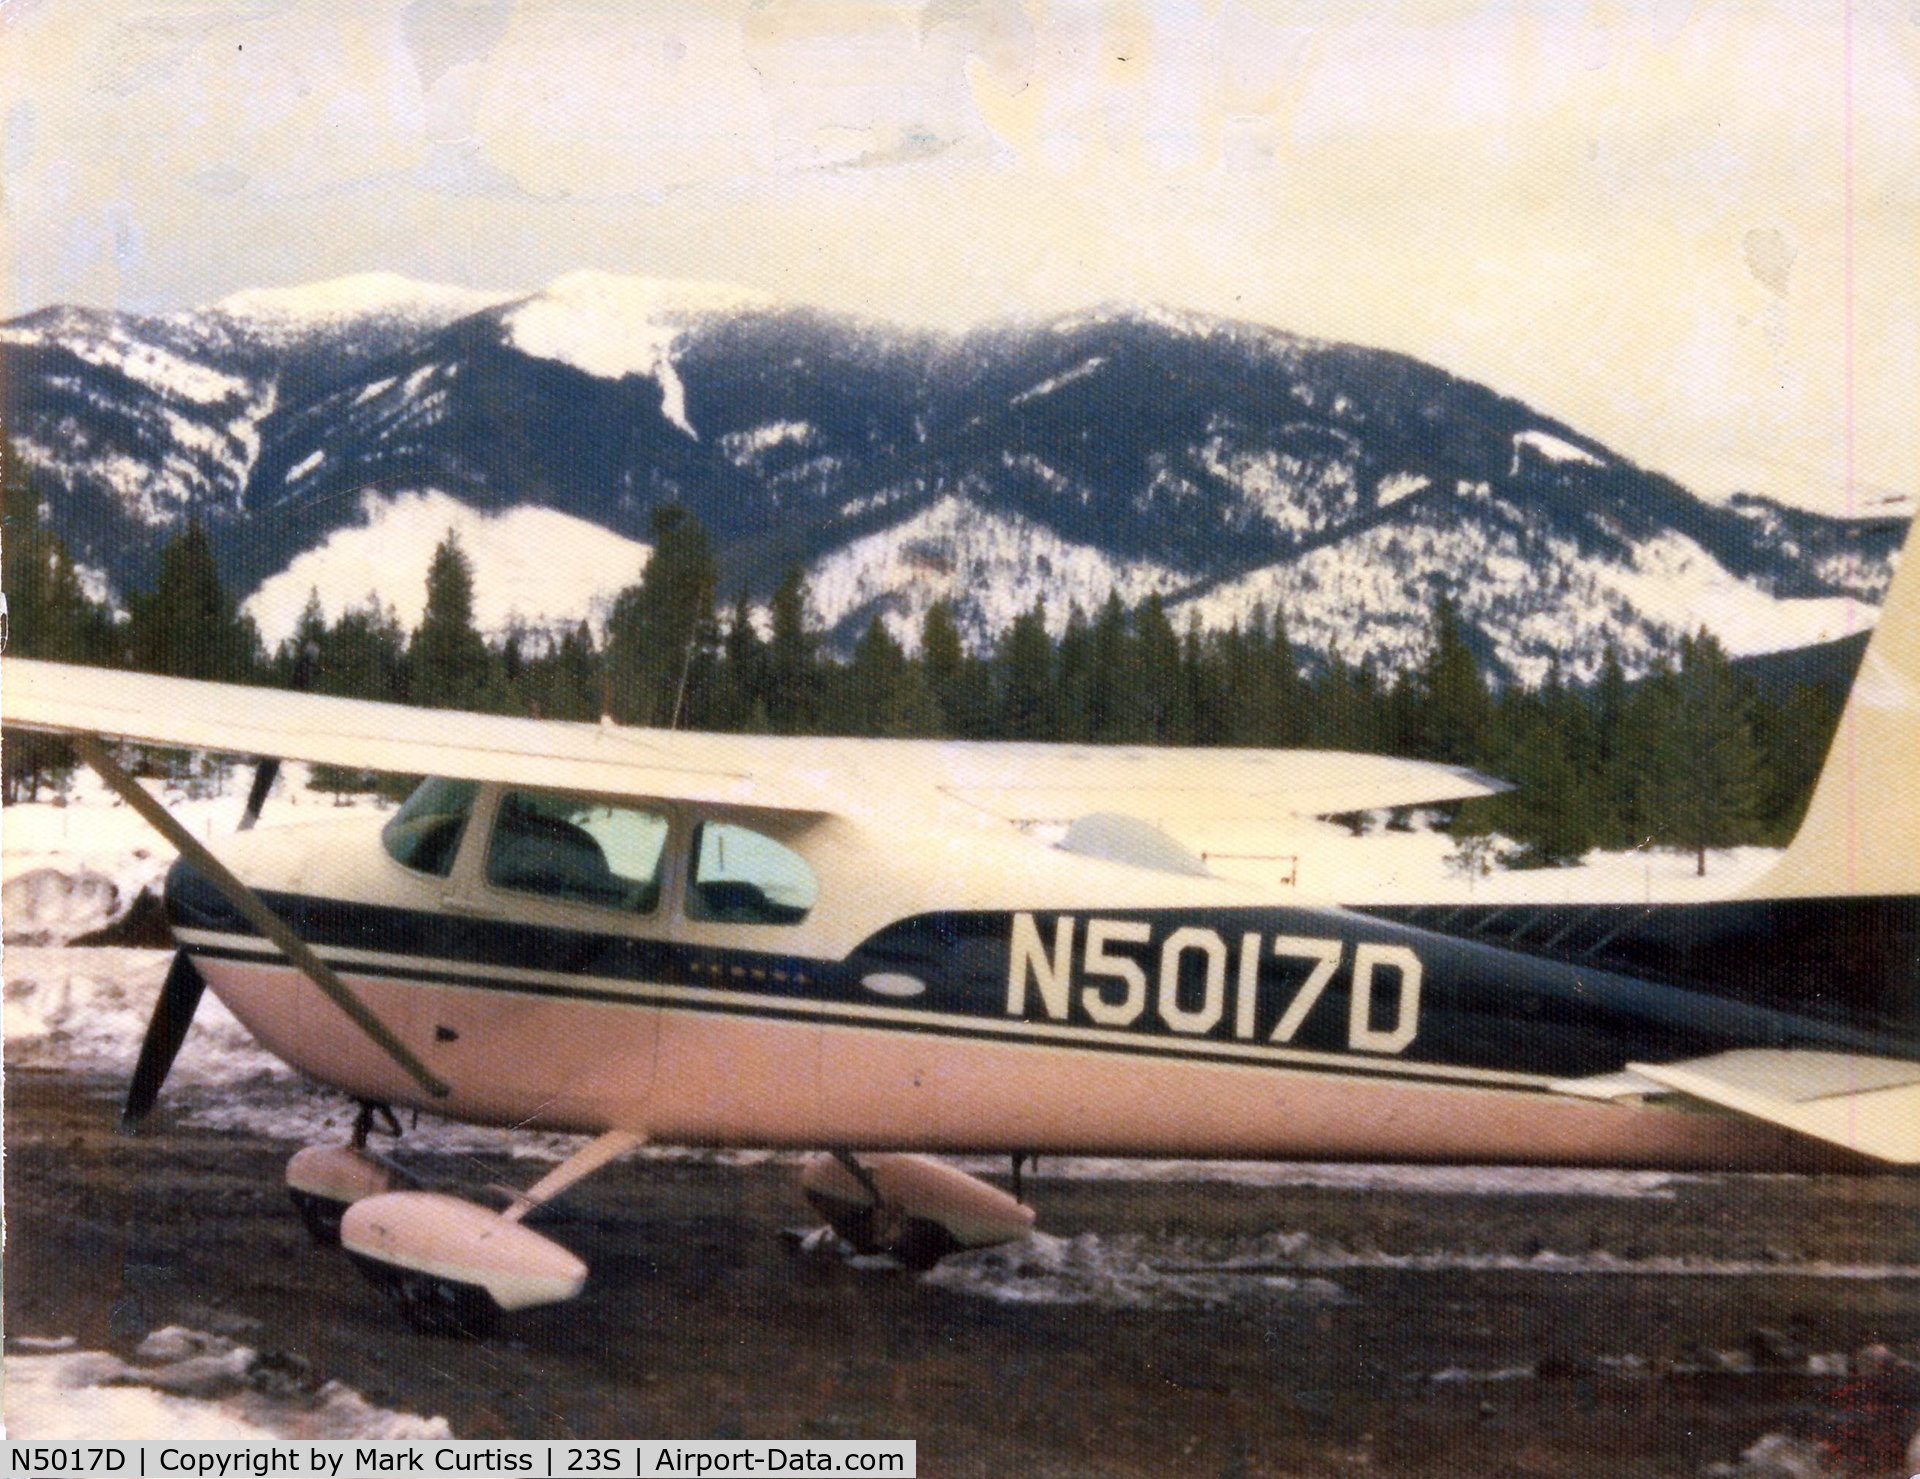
[6, 526, 1919, 1334]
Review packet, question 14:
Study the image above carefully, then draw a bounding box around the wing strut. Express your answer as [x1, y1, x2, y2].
[74, 733, 451, 1100]
[501, 1129, 645, 1222]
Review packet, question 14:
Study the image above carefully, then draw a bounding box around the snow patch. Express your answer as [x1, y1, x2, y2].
[924, 1231, 1343, 1309]
[211, 272, 513, 334]
[2, 868, 128, 946]
[1599, 531, 1877, 657]
[1376, 471, 1430, 507]
[922, 1225, 1920, 1311]
[1173, 514, 1883, 687]
[73, 562, 119, 611]
[11, 361, 274, 525]
[284, 448, 325, 483]
[1513, 428, 1606, 470]
[60, 334, 250, 406]
[506, 271, 769, 439]
[1010, 356, 1108, 405]
[1195, 807, 1786, 906]
[4, 1328, 450, 1439]
[806, 493, 1187, 649]
[4, 945, 289, 1087]
[719, 420, 814, 465]
[1198, 434, 1361, 536]
[243, 489, 651, 646]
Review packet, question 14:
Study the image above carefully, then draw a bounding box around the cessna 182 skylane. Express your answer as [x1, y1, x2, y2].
[7, 523, 1920, 1334]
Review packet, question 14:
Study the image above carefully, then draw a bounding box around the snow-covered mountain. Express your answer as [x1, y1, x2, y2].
[3, 272, 1909, 678]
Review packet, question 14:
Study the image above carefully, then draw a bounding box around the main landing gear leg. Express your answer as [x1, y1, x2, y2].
[800, 1152, 1037, 1272]
[284, 1101, 416, 1246]
[341, 1129, 644, 1338]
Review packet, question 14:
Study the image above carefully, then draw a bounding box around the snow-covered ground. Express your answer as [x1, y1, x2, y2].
[805, 492, 1190, 650]
[211, 273, 515, 339]
[4, 1328, 448, 1440]
[243, 489, 652, 647]
[1198, 809, 1787, 903]
[914, 1228, 1920, 1311]
[504, 270, 770, 439]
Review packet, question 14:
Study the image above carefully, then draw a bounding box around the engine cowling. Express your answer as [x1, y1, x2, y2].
[800, 1153, 1035, 1269]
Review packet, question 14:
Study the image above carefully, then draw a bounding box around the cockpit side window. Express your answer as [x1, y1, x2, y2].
[485, 790, 669, 913]
[686, 821, 818, 925]
[382, 777, 480, 878]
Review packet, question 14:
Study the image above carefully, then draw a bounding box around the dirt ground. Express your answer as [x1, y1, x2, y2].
[6, 1067, 1920, 1478]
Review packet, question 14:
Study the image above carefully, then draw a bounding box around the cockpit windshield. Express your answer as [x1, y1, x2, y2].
[381, 777, 480, 877]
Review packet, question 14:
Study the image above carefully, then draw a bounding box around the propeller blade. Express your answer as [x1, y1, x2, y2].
[237, 757, 279, 832]
[121, 950, 207, 1130]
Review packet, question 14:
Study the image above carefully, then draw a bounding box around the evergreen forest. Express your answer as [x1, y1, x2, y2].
[3, 445, 1853, 874]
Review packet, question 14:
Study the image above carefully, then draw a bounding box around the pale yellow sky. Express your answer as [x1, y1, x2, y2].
[4, 0, 1916, 515]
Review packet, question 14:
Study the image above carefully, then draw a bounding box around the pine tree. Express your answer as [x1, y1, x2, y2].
[1134, 595, 1189, 743]
[1053, 603, 1094, 742]
[2, 460, 118, 799]
[764, 566, 821, 734]
[1085, 593, 1142, 741]
[707, 588, 767, 731]
[1664, 631, 1765, 874]
[846, 614, 939, 736]
[603, 505, 718, 727]
[4, 471, 117, 668]
[522, 620, 602, 722]
[409, 530, 494, 710]
[1185, 613, 1231, 745]
[1588, 641, 1638, 847]
[920, 599, 990, 738]
[1309, 651, 1389, 753]
[1409, 591, 1489, 763]
[996, 600, 1055, 740]
[1749, 680, 1843, 844]
[1264, 608, 1304, 746]
[1469, 689, 1593, 867]
[125, 519, 262, 682]
[272, 589, 327, 688]
[325, 595, 409, 702]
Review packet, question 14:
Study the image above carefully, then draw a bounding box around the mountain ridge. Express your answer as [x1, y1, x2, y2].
[3, 272, 1908, 684]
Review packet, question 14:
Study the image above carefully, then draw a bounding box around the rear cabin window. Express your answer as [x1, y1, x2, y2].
[485, 790, 669, 913]
[687, 821, 818, 926]
[382, 778, 480, 878]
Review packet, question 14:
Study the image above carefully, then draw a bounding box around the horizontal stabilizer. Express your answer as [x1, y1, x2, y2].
[1548, 1068, 1675, 1102]
[1626, 1050, 1920, 1164]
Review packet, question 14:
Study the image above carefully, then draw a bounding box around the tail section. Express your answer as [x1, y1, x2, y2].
[1748, 520, 1920, 899]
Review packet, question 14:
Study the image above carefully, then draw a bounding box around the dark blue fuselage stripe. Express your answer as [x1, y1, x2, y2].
[167, 863, 1920, 1087]
[178, 938, 1539, 1092]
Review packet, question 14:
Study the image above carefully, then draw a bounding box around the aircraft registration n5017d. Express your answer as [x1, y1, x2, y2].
[7, 522, 1920, 1334]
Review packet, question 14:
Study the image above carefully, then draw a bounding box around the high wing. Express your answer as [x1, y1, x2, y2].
[2, 657, 818, 811]
[1, 657, 1507, 826]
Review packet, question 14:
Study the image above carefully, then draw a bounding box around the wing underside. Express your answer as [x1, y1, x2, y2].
[3, 657, 1507, 823]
